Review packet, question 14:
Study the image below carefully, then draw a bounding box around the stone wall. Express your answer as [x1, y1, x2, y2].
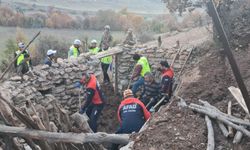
[0, 44, 193, 115]
[116, 45, 193, 91]
[0, 52, 101, 114]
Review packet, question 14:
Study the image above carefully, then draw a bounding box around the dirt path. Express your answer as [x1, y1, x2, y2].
[147, 26, 212, 49]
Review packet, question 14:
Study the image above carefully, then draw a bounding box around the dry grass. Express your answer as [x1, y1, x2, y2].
[0, 26, 124, 61]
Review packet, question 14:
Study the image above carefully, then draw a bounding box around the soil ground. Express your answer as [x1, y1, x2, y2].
[95, 27, 250, 150]
[131, 40, 250, 149]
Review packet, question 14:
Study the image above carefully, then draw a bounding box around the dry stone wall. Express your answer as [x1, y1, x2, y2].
[0, 44, 193, 115]
[0, 52, 101, 114]
[116, 45, 193, 91]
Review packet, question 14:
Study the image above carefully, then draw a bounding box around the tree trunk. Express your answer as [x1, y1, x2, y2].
[0, 125, 129, 145]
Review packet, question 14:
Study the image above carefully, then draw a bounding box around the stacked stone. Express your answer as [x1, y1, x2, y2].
[116, 45, 193, 92]
[0, 53, 102, 114]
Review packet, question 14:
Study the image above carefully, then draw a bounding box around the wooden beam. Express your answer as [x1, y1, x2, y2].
[90, 47, 123, 59]
[0, 125, 129, 145]
[114, 54, 119, 94]
[205, 116, 215, 150]
[228, 86, 249, 114]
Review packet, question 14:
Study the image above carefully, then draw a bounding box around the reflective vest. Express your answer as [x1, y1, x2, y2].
[117, 97, 151, 124]
[101, 55, 112, 64]
[86, 75, 103, 105]
[16, 50, 29, 66]
[89, 47, 100, 54]
[68, 45, 79, 58]
[162, 67, 174, 79]
[137, 57, 151, 77]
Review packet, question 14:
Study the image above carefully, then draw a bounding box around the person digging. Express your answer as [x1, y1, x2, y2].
[78, 73, 106, 133]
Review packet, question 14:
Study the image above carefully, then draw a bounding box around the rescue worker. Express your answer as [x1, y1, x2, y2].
[79, 73, 105, 132]
[111, 89, 150, 150]
[88, 39, 100, 54]
[14, 42, 32, 75]
[158, 61, 174, 105]
[44, 49, 57, 67]
[131, 54, 151, 96]
[68, 39, 81, 58]
[123, 28, 136, 46]
[99, 25, 113, 84]
[141, 72, 161, 110]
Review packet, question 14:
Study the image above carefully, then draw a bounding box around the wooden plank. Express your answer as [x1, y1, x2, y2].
[90, 47, 123, 59]
[0, 125, 129, 145]
[228, 86, 249, 114]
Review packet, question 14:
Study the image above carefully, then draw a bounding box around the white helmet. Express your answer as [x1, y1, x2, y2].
[18, 42, 25, 48]
[47, 49, 57, 56]
[104, 25, 110, 30]
[73, 39, 81, 45]
[91, 39, 97, 44]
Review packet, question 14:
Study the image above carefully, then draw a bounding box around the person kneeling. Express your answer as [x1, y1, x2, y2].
[111, 89, 150, 150]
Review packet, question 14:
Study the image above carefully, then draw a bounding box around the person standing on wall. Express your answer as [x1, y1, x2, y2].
[68, 39, 81, 58]
[130, 54, 151, 96]
[15, 42, 33, 75]
[100, 25, 113, 84]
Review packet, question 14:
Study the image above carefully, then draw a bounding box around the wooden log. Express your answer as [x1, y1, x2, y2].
[216, 121, 229, 137]
[228, 86, 249, 114]
[0, 125, 129, 145]
[90, 47, 123, 59]
[120, 141, 135, 150]
[187, 104, 250, 138]
[205, 116, 215, 150]
[0, 107, 40, 150]
[228, 101, 234, 137]
[199, 100, 250, 126]
[190, 103, 250, 126]
[0, 95, 53, 150]
[233, 118, 249, 144]
[71, 113, 91, 133]
[233, 130, 243, 144]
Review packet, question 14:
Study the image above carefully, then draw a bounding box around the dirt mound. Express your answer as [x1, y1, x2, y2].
[132, 41, 250, 149]
[98, 83, 121, 133]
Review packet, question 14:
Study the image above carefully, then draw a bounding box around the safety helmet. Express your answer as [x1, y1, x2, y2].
[123, 89, 133, 98]
[104, 25, 110, 30]
[18, 42, 25, 49]
[73, 39, 81, 45]
[91, 39, 97, 44]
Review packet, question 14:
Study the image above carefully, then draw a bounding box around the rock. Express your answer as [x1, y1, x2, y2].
[65, 68, 73, 73]
[10, 76, 22, 81]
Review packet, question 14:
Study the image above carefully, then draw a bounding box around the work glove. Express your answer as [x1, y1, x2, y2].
[74, 81, 82, 88]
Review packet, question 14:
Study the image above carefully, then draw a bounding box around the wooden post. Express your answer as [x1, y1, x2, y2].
[205, 116, 215, 150]
[114, 54, 119, 94]
[228, 101, 234, 137]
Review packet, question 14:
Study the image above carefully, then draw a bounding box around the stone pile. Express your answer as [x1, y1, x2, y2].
[116, 45, 193, 91]
[0, 52, 101, 114]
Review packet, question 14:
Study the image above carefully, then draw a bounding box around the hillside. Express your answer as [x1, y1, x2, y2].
[2, 0, 166, 15]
